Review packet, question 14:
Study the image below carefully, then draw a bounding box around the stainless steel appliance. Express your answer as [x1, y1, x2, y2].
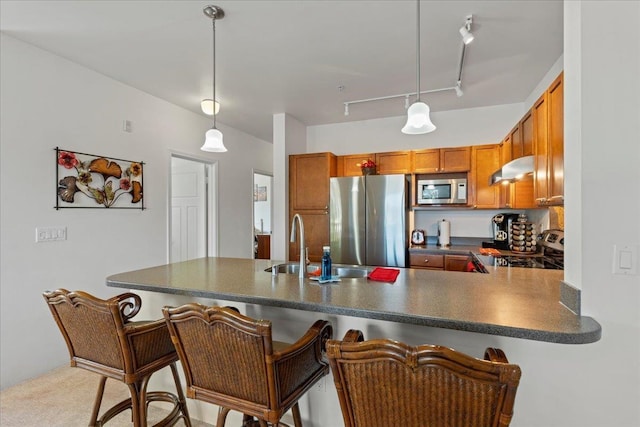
[495, 229, 565, 270]
[416, 177, 467, 205]
[330, 175, 407, 267]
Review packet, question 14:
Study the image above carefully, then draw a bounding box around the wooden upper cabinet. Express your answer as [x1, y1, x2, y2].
[412, 149, 440, 173]
[339, 153, 376, 177]
[289, 152, 337, 211]
[500, 135, 513, 165]
[547, 73, 564, 204]
[412, 147, 470, 173]
[520, 109, 534, 157]
[510, 124, 523, 159]
[533, 72, 564, 206]
[470, 144, 500, 209]
[533, 92, 549, 204]
[375, 151, 411, 174]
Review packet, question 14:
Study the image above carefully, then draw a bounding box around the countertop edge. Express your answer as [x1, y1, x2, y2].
[107, 276, 602, 345]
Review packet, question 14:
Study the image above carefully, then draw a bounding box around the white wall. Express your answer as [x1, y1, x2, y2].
[0, 34, 272, 389]
[308, 103, 524, 154]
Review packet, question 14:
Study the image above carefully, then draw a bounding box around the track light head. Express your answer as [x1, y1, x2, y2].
[455, 82, 463, 97]
[459, 15, 474, 45]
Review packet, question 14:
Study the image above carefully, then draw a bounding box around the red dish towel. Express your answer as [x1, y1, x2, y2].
[368, 267, 400, 283]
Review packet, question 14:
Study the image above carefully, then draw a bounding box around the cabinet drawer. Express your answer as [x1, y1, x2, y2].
[444, 254, 471, 272]
[410, 253, 444, 269]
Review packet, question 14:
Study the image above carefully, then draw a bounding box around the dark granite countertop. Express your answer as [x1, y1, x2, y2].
[106, 257, 601, 344]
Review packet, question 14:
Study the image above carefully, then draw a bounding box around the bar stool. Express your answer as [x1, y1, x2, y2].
[43, 289, 191, 426]
[162, 303, 332, 427]
[326, 330, 522, 427]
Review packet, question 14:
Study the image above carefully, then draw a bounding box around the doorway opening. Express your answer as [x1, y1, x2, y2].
[253, 171, 273, 259]
[170, 155, 218, 263]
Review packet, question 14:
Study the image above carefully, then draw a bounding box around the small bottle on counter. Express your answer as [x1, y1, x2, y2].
[321, 246, 332, 280]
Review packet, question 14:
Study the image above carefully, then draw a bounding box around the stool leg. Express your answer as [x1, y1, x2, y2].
[170, 362, 192, 426]
[291, 403, 302, 427]
[89, 376, 107, 426]
[216, 407, 231, 426]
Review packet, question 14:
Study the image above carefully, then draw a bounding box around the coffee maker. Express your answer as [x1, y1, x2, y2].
[491, 213, 520, 250]
[482, 213, 520, 250]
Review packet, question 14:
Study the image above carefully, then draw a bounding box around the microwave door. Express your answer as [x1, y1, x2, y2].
[422, 183, 451, 204]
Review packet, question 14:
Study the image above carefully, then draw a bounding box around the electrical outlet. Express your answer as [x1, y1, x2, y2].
[314, 376, 326, 392]
[36, 226, 67, 243]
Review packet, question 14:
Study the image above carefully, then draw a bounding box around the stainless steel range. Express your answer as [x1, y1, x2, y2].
[496, 229, 565, 270]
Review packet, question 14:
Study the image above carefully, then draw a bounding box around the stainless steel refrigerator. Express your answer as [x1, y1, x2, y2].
[330, 174, 407, 267]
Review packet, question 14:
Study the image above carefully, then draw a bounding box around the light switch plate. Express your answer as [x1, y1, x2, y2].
[613, 244, 638, 275]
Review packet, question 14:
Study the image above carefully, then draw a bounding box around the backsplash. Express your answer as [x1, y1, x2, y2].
[412, 208, 557, 240]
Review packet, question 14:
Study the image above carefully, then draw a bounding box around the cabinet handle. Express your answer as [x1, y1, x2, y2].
[424, 259, 429, 263]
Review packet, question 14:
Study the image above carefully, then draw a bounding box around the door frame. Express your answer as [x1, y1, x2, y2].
[168, 151, 219, 263]
[252, 169, 273, 257]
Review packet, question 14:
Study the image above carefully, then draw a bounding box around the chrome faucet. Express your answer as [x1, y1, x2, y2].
[290, 213, 306, 279]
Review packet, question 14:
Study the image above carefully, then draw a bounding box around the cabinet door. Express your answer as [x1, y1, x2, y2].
[504, 179, 535, 209]
[470, 144, 500, 208]
[409, 253, 444, 270]
[288, 212, 330, 263]
[412, 149, 441, 173]
[533, 93, 549, 204]
[376, 151, 411, 174]
[441, 147, 471, 172]
[339, 153, 375, 177]
[444, 255, 470, 271]
[498, 138, 512, 208]
[511, 124, 523, 159]
[290, 153, 336, 211]
[547, 73, 564, 205]
[521, 109, 534, 157]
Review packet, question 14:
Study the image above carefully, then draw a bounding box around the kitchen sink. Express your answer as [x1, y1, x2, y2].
[266, 263, 370, 278]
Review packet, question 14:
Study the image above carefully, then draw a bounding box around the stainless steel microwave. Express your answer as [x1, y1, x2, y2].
[417, 178, 467, 205]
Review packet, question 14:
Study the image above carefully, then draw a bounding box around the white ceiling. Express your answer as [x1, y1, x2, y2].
[0, 1, 563, 142]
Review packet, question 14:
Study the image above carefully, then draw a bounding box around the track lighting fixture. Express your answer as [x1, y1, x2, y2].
[200, 5, 227, 153]
[459, 15, 474, 45]
[455, 81, 463, 97]
[342, 10, 476, 122]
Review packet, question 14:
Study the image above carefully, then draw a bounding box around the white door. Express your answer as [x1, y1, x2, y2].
[171, 157, 208, 262]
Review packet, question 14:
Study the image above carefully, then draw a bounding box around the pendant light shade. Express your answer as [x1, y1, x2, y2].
[200, 99, 220, 115]
[201, 128, 226, 152]
[401, 101, 436, 134]
[402, 0, 436, 135]
[200, 5, 227, 152]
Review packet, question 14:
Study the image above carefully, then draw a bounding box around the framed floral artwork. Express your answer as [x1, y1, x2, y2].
[55, 147, 144, 210]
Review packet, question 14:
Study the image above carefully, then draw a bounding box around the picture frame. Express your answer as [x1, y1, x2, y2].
[55, 147, 144, 210]
[254, 185, 267, 202]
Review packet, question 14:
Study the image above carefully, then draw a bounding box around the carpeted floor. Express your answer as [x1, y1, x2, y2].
[0, 365, 213, 426]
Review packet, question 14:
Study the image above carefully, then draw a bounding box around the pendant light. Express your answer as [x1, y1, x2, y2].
[402, 0, 436, 134]
[201, 5, 227, 152]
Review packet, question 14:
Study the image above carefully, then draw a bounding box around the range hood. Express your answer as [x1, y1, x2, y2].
[490, 155, 534, 185]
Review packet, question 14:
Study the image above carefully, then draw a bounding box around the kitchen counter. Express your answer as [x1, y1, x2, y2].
[106, 257, 601, 344]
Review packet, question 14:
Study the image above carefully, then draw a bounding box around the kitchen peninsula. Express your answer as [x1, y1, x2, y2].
[106, 257, 601, 344]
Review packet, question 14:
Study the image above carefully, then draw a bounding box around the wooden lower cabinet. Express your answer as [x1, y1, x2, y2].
[409, 253, 471, 271]
[288, 212, 330, 263]
[410, 253, 444, 270]
[444, 254, 471, 272]
[255, 234, 271, 259]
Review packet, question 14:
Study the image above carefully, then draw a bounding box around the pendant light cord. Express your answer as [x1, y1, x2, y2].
[415, 0, 421, 103]
[212, 18, 217, 129]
